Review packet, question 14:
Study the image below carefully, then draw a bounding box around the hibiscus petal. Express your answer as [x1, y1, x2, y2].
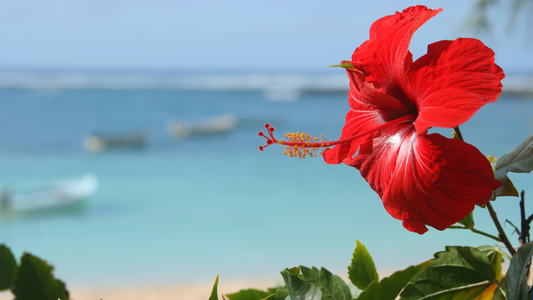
[323, 68, 412, 165]
[381, 133, 501, 234]
[322, 109, 379, 164]
[346, 124, 413, 199]
[408, 38, 505, 133]
[349, 129, 500, 234]
[346, 63, 414, 121]
[351, 5, 441, 92]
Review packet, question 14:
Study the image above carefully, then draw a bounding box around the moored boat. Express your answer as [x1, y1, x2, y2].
[83, 129, 151, 153]
[0, 174, 98, 212]
[167, 114, 238, 138]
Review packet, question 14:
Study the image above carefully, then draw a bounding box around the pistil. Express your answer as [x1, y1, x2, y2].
[259, 114, 416, 158]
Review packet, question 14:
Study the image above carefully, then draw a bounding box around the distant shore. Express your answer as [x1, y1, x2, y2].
[0, 71, 531, 96]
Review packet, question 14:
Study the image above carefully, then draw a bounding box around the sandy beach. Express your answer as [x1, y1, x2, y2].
[0, 269, 392, 300]
[0, 277, 279, 300]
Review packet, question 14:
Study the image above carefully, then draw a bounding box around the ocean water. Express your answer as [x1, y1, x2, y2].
[0, 88, 532, 287]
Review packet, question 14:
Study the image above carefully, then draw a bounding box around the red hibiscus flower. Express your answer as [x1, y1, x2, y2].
[259, 5, 504, 234]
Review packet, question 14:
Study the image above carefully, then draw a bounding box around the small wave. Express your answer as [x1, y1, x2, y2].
[0, 71, 531, 95]
[0, 71, 348, 91]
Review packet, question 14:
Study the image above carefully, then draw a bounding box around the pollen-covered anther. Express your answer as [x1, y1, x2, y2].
[280, 131, 328, 159]
[258, 124, 331, 157]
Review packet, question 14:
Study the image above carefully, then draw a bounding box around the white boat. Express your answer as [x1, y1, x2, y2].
[83, 129, 150, 153]
[167, 114, 238, 138]
[0, 174, 98, 212]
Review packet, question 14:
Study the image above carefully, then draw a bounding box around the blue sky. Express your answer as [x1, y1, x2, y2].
[0, 0, 531, 73]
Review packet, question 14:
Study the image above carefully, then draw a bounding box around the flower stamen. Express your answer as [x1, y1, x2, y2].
[282, 132, 327, 158]
[258, 114, 416, 158]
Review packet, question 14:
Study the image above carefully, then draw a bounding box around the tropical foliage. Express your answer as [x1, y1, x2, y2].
[253, 5, 533, 300]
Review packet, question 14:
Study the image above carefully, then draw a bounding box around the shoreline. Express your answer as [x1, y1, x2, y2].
[0, 277, 280, 300]
[0, 270, 398, 300]
[0, 71, 531, 96]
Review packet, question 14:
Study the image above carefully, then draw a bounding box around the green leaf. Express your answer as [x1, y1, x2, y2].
[262, 286, 290, 300]
[209, 275, 220, 300]
[506, 241, 533, 300]
[492, 277, 506, 300]
[11, 253, 69, 300]
[348, 240, 379, 290]
[287, 266, 300, 277]
[458, 212, 475, 229]
[429, 282, 498, 300]
[225, 289, 272, 300]
[300, 266, 352, 300]
[0, 244, 18, 291]
[357, 260, 431, 300]
[400, 246, 499, 300]
[328, 62, 354, 69]
[281, 269, 322, 300]
[492, 134, 533, 199]
[477, 245, 508, 281]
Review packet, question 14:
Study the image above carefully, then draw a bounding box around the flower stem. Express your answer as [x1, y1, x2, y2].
[486, 201, 516, 255]
[448, 225, 502, 242]
[453, 126, 516, 255]
[453, 126, 464, 140]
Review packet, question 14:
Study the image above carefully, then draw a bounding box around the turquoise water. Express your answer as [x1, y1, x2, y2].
[0, 89, 532, 287]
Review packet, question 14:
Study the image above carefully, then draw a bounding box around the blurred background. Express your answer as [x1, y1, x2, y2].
[0, 0, 532, 290]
